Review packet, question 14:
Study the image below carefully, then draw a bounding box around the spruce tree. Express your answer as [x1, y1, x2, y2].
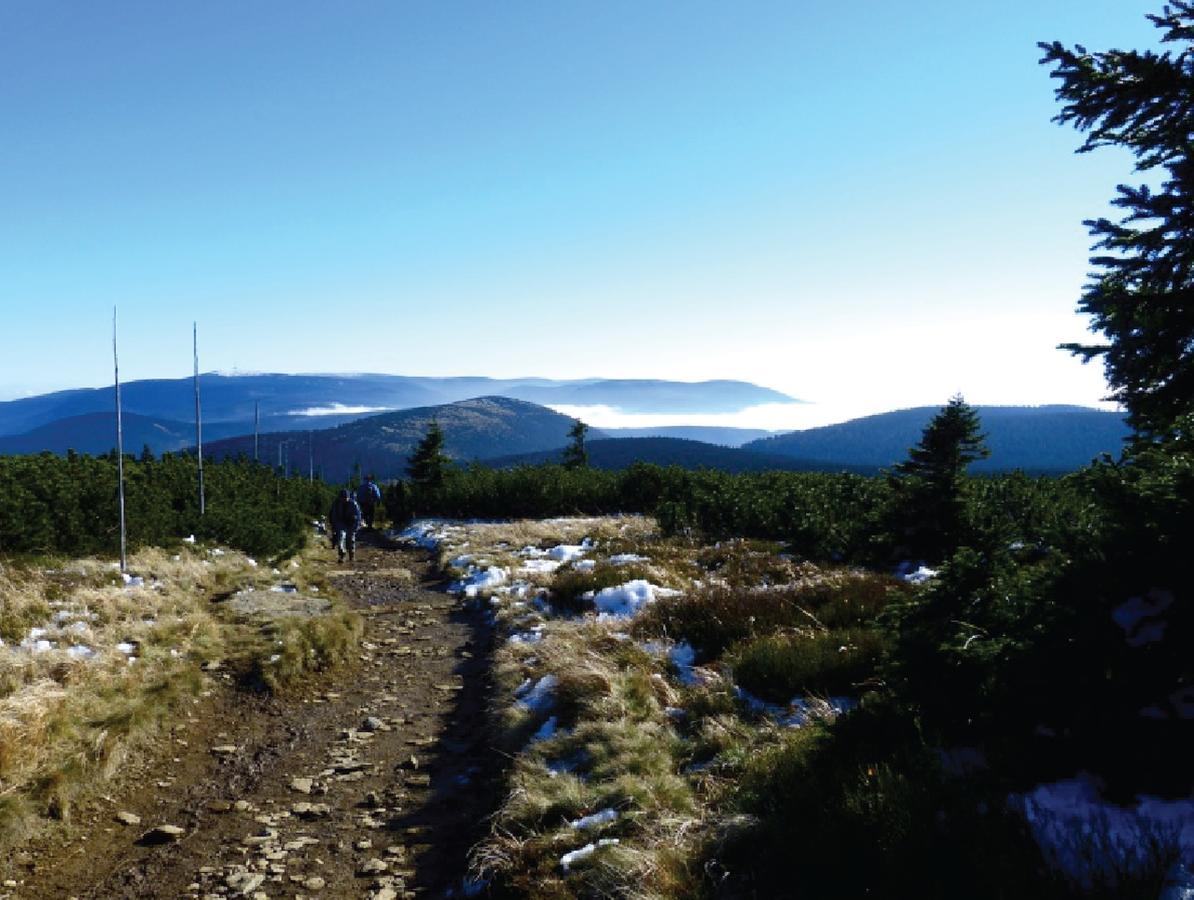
[406, 421, 451, 487]
[561, 420, 589, 469]
[1041, 4, 1194, 437]
[884, 395, 989, 563]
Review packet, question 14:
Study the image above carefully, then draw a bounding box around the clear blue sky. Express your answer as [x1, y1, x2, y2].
[0, 1, 1163, 423]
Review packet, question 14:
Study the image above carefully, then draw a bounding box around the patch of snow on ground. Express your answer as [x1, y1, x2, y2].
[394, 520, 451, 550]
[519, 558, 562, 575]
[570, 808, 618, 830]
[902, 566, 938, 585]
[669, 642, 698, 685]
[734, 686, 856, 726]
[608, 553, 648, 565]
[560, 839, 619, 872]
[1113, 589, 1175, 647]
[454, 566, 509, 598]
[66, 645, 96, 660]
[591, 580, 680, 618]
[572, 559, 596, 572]
[531, 716, 559, 742]
[517, 674, 558, 712]
[509, 625, 545, 645]
[116, 642, 136, 655]
[547, 540, 593, 563]
[1015, 773, 1194, 895]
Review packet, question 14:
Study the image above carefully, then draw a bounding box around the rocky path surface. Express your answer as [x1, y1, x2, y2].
[1, 537, 499, 899]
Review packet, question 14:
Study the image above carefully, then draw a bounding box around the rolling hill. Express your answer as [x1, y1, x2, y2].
[202, 396, 590, 482]
[745, 405, 1131, 473]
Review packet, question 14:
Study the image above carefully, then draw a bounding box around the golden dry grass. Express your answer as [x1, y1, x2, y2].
[0, 536, 359, 848]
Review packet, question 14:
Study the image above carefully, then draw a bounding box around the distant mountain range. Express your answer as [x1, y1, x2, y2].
[0, 373, 794, 440]
[744, 405, 1130, 473]
[0, 377, 1130, 480]
[202, 396, 588, 482]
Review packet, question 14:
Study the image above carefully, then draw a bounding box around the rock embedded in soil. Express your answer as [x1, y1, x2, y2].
[139, 824, 185, 845]
[288, 776, 314, 794]
[114, 811, 141, 826]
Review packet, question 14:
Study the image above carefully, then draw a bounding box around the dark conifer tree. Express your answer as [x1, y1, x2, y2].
[406, 421, 451, 487]
[885, 395, 989, 563]
[561, 420, 589, 469]
[1041, 4, 1194, 437]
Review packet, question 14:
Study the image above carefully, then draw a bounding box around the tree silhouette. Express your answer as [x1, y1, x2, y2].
[561, 420, 589, 469]
[1041, 4, 1194, 436]
[884, 395, 989, 563]
[406, 421, 451, 487]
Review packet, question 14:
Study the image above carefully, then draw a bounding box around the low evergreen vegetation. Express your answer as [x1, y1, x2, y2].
[0, 451, 334, 559]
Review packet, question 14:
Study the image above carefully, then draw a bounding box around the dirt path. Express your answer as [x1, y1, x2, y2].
[0, 537, 500, 899]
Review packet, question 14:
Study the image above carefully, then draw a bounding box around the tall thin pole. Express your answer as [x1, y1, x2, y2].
[193, 323, 205, 515]
[113, 307, 128, 573]
[254, 400, 260, 462]
[308, 431, 314, 482]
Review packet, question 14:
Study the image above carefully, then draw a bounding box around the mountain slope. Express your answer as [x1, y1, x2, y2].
[485, 437, 866, 474]
[203, 396, 588, 482]
[745, 405, 1130, 473]
[0, 374, 794, 438]
[0, 412, 238, 456]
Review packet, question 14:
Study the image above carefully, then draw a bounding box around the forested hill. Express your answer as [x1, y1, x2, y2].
[202, 396, 589, 482]
[745, 405, 1130, 473]
[485, 437, 868, 474]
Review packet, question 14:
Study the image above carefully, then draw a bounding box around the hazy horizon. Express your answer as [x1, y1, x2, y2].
[1, 2, 1157, 415]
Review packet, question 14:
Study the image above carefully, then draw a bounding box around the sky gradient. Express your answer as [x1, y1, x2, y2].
[0, 1, 1163, 423]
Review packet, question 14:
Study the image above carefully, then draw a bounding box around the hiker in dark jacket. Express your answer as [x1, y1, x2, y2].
[356, 475, 382, 529]
[328, 489, 362, 563]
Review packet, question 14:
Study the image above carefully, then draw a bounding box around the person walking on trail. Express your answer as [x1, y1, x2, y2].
[328, 488, 362, 563]
[356, 474, 382, 529]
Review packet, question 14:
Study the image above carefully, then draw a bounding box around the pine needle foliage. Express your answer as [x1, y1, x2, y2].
[405, 420, 452, 487]
[1040, 4, 1194, 437]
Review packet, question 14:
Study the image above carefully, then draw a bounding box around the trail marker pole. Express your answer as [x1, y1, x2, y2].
[193, 323, 205, 515]
[113, 307, 127, 573]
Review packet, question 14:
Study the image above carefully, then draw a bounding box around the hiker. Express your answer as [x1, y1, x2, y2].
[356, 474, 382, 529]
[328, 488, 362, 563]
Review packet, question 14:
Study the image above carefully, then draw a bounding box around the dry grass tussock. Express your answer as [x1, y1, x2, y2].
[429, 516, 890, 898]
[0, 537, 358, 847]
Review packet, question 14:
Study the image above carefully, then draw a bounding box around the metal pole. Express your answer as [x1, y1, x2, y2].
[193, 322, 205, 515]
[254, 400, 260, 462]
[113, 307, 127, 573]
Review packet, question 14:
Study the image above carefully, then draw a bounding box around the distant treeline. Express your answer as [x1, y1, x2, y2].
[0, 451, 334, 558]
[383, 462, 1091, 564]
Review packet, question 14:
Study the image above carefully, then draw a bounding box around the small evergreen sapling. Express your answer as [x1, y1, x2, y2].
[883, 395, 989, 563]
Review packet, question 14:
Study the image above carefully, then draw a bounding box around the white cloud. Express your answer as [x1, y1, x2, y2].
[288, 403, 391, 417]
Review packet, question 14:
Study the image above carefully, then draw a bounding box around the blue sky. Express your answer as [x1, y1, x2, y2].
[0, 1, 1163, 424]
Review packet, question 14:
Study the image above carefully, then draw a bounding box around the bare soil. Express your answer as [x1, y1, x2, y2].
[0, 535, 500, 899]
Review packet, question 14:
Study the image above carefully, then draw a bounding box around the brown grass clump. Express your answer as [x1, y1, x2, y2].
[636, 568, 903, 658]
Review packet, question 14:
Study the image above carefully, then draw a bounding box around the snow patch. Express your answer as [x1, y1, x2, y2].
[1015, 773, 1194, 894]
[517, 674, 558, 712]
[591, 580, 680, 618]
[569, 808, 618, 830]
[1113, 589, 1174, 647]
[560, 839, 619, 872]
